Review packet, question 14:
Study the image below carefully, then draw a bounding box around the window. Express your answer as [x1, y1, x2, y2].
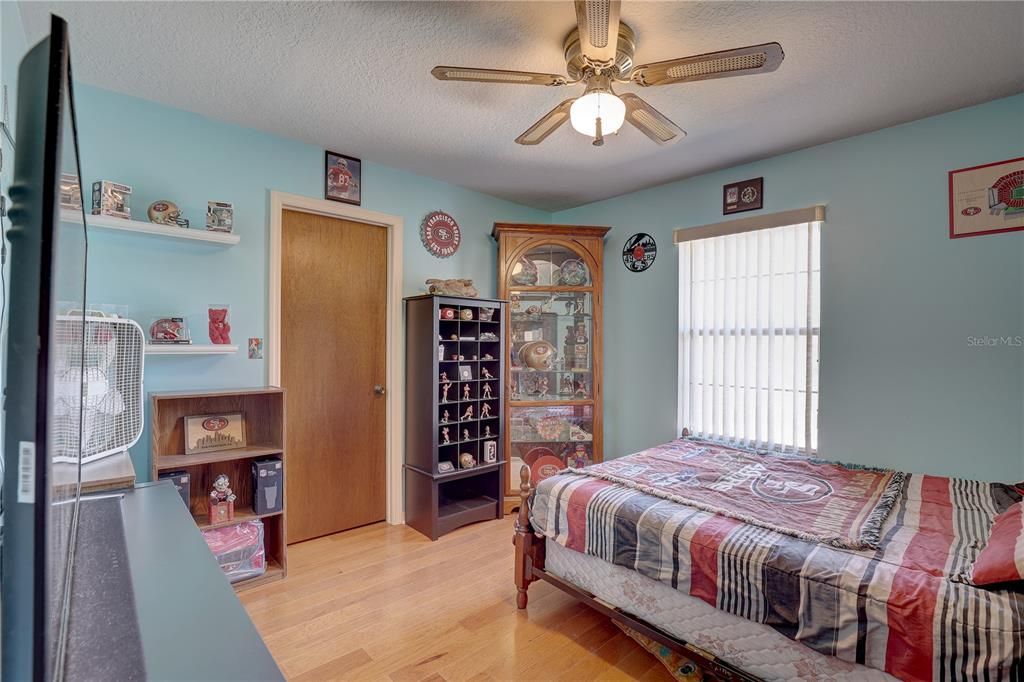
[678, 220, 820, 453]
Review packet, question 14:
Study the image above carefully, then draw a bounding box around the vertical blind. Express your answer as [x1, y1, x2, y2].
[679, 221, 820, 453]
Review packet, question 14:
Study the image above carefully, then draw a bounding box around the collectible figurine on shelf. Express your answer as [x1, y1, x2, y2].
[559, 373, 575, 395]
[537, 376, 550, 399]
[574, 322, 589, 345]
[481, 367, 493, 380]
[462, 405, 474, 421]
[574, 378, 588, 399]
[208, 473, 237, 523]
[440, 371, 448, 383]
[540, 294, 557, 313]
[482, 383, 493, 399]
[442, 427, 451, 444]
[482, 353, 494, 360]
[460, 452, 476, 468]
[483, 425, 492, 438]
[462, 384, 471, 401]
[441, 410, 450, 424]
[480, 403, 492, 419]
[441, 381, 453, 403]
[462, 428, 470, 441]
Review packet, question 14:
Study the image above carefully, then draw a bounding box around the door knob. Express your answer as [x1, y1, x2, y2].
[374, 385, 386, 395]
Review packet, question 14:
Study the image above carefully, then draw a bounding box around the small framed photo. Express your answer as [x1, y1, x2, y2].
[184, 413, 247, 455]
[438, 461, 455, 474]
[458, 365, 473, 381]
[723, 177, 763, 215]
[483, 441, 497, 463]
[325, 150, 361, 205]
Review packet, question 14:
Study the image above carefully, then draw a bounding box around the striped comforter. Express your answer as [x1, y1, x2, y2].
[531, 450, 1024, 682]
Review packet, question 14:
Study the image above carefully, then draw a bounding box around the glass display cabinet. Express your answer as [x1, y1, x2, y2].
[492, 223, 610, 511]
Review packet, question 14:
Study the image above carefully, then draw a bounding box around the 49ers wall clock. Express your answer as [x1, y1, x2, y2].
[622, 233, 657, 272]
[420, 210, 462, 258]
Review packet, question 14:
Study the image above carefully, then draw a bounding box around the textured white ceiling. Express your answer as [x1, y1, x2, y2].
[20, 1, 1024, 211]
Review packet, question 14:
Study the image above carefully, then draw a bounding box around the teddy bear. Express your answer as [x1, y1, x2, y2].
[208, 307, 232, 344]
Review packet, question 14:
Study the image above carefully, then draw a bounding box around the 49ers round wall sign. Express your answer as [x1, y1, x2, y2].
[622, 232, 657, 272]
[420, 210, 461, 258]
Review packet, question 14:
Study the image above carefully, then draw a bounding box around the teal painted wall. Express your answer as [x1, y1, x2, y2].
[72, 84, 546, 478]
[554, 94, 1024, 482]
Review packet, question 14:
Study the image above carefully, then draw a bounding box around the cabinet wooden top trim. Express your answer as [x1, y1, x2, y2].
[491, 223, 611, 240]
[150, 387, 285, 401]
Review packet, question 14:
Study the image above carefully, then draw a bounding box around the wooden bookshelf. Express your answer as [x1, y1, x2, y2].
[150, 387, 286, 591]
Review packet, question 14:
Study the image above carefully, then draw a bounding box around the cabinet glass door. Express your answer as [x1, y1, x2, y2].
[506, 241, 595, 486]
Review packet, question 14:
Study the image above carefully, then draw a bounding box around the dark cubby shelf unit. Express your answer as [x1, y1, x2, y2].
[404, 294, 506, 540]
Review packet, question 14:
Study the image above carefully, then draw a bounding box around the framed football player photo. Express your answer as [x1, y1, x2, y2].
[325, 150, 361, 205]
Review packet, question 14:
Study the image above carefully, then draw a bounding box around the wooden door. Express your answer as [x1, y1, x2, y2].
[281, 209, 387, 542]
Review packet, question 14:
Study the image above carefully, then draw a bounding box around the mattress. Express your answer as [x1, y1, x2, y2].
[531, 438, 1024, 682]
[545, 539, 893, 681]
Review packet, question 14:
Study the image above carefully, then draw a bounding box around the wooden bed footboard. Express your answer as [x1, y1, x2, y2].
[512, 464, 762, 682]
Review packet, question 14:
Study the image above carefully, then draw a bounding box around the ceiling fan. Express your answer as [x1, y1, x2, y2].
[432, 0, 784, 147]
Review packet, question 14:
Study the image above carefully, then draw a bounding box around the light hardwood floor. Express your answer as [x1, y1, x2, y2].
[241, 515, 674, 681]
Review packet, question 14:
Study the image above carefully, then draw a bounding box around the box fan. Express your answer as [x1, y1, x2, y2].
[52, 311, 145, 463]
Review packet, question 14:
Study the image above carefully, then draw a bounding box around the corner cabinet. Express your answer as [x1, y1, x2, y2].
[404, 295, 507, 540]
[492, 223, 610, 512]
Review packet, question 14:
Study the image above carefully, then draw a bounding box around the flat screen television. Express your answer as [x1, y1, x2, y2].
[2, 15, 89, 682]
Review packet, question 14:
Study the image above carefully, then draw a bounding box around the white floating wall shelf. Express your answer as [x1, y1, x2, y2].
[145, 344, 239, 356]
[61, 209, 240, 245]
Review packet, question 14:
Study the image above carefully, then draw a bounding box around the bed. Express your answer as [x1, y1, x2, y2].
[513, 437, 1023, 682]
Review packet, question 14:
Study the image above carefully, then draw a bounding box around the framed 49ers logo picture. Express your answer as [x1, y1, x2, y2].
[420, 210, 462, 258]
[949, 157, 1024, 239]
[622, 233, 657, 272]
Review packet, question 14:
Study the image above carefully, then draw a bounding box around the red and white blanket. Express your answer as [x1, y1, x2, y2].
[567, 438, 904, 549]
[532, 438, 1024, 682]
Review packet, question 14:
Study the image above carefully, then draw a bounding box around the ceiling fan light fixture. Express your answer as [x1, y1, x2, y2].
[569, 90, 625, 138]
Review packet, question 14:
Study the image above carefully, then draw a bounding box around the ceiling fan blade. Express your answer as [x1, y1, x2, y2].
[515, 98, 576, 145]
[620, 93, 685, 145]
[431, 66, 567, 86]
[573, 0, 621, 65]
[631, 42, 784, 87]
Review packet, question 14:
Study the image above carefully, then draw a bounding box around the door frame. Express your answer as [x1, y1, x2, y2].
[267, 190, 405, 525]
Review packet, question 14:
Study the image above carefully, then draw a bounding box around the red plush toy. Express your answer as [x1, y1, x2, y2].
[208, 307, 231, 345]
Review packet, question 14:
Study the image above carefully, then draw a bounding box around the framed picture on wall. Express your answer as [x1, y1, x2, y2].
[325, 150, 362, 205]
[948, 157, 1024, 239]
[723, 177, 763, 215]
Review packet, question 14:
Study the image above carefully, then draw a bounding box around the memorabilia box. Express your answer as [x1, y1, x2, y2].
[149, 316, 192, 344]
[206, 200, 234, 232]
[252, 458, 284, 515]
[158, 470, 191, 509]
[91, 179, 132, 219]
[60, 173, 82, 209]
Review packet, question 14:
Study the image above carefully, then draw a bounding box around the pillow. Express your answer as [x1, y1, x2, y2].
[971, 501, 1024, 586]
